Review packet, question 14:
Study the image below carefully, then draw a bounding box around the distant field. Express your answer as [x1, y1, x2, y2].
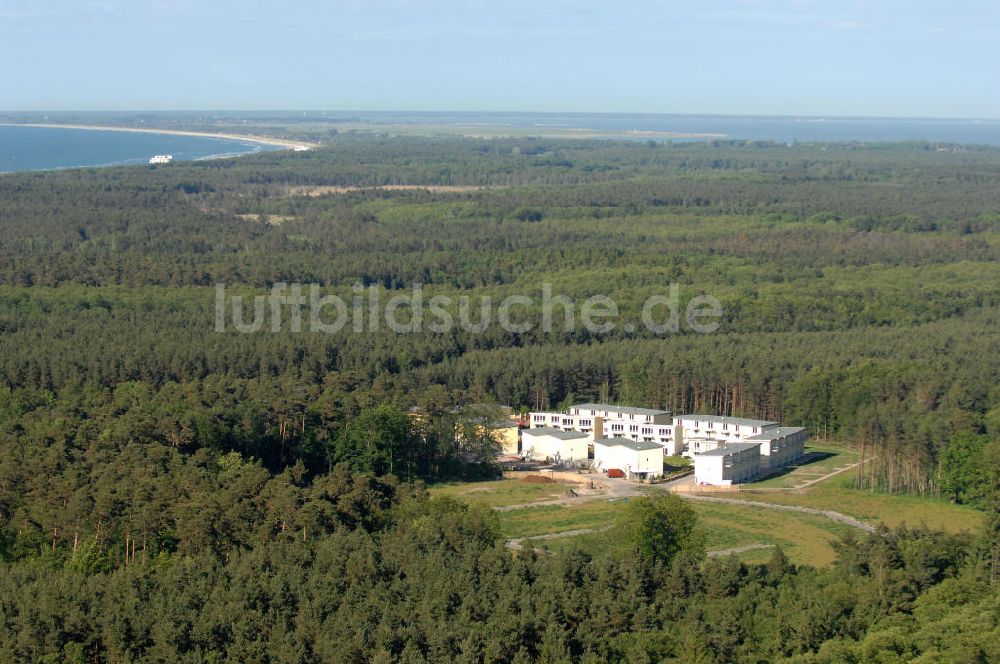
[748, 444, 859, 489]
[433, 478, 853, 565]
[430, 478, 597, 507]
[433, 467, 984, 567]
[735, 476, 984, 533]
[312, 122, 726, 140]
[693, 500, 850, 566]
[500, 500, 626, 539]
[531, 499, 850, 566]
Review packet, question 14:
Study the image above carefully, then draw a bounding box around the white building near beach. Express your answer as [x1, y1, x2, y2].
[149, 154, 173, 165]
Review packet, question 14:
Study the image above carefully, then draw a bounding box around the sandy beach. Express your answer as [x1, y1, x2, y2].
[3, 123, 318, 151]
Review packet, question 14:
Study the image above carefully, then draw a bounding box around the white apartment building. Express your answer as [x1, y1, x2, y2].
[681, 415, 806, 485]
[673, 414, 779, 456]
[694, 442, 764, 485]
[524, 404, 806, 484]
[528, 404, 682, 454]
[744, 427, 807, 470]
[593, 437, 664, 479]
[521, 427, 589, 463]
[567, 403, 672, 424]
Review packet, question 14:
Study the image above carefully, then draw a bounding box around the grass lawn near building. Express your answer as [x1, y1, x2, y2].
[500, 500, 626, 540]
[432, 478, 854, 566]
[664, 455, 692, 470]
[429, 477, 598, 508]
[734, 475, 984, 533]
[746, 444, 859, 489]
[517, 498, 851, 566]
[430, 461, 985, 567]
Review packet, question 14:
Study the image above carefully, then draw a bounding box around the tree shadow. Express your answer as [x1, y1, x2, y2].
[753, 450, 837, 484]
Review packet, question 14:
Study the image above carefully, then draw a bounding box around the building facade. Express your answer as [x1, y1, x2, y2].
[593, 437, 664, 479]
[523, 403, 806, 484]
[521, 427, 589, 462]
[694, 442, 764, 485]
[744, 427, 807, 470]
[672, 414, 779, 456]
[528, 403, 682, 454]
[683, 418, 806, 485]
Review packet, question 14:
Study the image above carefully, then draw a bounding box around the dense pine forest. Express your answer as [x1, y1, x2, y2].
[1, 136, 999, 661]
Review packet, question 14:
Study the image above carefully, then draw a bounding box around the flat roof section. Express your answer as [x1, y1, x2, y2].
[743, 426, 806, 441]
[595, 437, 664, 451]
[675, 414, 778, 428]
[573, 403, 671, 417]
[523, 427, 589, 440]
[696, 442, 763, 456]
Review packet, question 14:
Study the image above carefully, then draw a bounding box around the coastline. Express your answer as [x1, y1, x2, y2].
[1, 123, 318, 151]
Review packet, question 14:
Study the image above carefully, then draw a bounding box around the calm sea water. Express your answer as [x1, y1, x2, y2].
[0, 125, 279, 173]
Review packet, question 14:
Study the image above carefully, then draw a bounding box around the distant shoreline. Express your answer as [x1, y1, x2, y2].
[0, 123, 318, 151]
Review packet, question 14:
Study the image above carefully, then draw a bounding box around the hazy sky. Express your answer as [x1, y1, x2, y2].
[2, 0, 998, 117]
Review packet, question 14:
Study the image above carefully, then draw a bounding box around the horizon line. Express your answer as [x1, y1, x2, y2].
[2, 109, 1000, 123]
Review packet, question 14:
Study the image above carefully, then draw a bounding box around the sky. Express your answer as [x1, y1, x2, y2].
[2, 0, 998, 118]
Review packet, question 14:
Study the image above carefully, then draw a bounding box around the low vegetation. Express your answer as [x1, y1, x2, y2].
[431, 471, 983, 568]
[746, 444, 858, 489]
[431, 478, 588, 508]
[735, 477, 986, 533]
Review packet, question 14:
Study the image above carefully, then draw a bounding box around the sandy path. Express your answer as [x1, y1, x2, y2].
[794, 458, 867, 489]
[2, 123, 318, 150]
[506, 526, 775, 559]
[505, 526, 613, 551]
[706, 543, 774, 558]
[676, 494, 876, 533]
[495, 496, 605, 512]
[745, 457, 870, 492]
[495, 470, 876, 558]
